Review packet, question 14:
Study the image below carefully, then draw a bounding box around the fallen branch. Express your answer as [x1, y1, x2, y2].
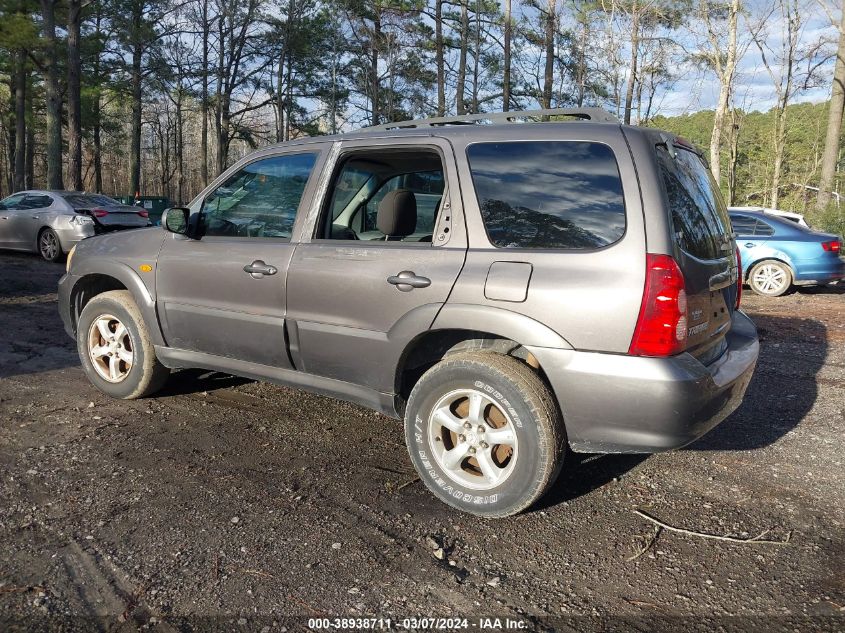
[396, 476, 421, 492]
[627, 525, 661, 561]
[633, 509, 792, 545]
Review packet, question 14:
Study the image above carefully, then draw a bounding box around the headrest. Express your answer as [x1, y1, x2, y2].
[377, 189, 417, 237]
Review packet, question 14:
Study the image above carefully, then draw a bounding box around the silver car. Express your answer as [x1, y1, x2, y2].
[0, 190, 150, 262]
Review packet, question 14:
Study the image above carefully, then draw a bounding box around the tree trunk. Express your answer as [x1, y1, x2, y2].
[200, 0, 210, 187]
[215, 10, 225, 174]
[471, 0, 480, 113]
[727, 109, 742, 205]
[456, 0, 468, 115]
[503, 0, 511, 111]
[129, 5, 143, 196]
[709, 0, 740, 186]
[13, 50, 25, 192]
[436, 0, 445, 116]
[623, 0, 640, 125]
[817, 7, 845, 211]
[543, 0, 556, 108]
[40, 0, 64, 190]
[68, 0, 84, 191]
[371, 10, 381, 125]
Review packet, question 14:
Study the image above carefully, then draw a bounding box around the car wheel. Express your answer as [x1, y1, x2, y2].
[404, 351, 565, 517]
[748, 260, 792, 297]
[76, 290, 170, 399]
[38, 228, 63, 262]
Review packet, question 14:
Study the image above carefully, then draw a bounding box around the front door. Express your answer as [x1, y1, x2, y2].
[286, 137, 468, 393]
[155, 148, 325, 368]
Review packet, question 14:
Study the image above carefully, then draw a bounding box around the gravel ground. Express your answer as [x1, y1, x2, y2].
[0, 251, 843, 632]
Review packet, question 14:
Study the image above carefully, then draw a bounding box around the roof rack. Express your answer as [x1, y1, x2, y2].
[364, 107, 619, 131]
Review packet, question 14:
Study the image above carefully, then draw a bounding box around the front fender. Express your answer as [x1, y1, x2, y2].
[68, 259, 165, 347]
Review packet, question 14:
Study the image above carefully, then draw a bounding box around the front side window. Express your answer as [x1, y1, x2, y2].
[466, 141, 626, 249]
[202, 152, 317, 239]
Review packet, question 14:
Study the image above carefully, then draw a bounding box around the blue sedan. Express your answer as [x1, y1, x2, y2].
[729, 210, 844, 296]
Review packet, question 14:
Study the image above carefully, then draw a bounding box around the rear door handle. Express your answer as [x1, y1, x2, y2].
[243, 260, 278, 278]
[744, 242, 756, 248]
[387, 270, 431, 292]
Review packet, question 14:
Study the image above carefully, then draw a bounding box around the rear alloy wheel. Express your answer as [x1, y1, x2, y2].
[748, 260, 792, 297]
[405, 351, 565, 517]
[38, 228, 62, 262]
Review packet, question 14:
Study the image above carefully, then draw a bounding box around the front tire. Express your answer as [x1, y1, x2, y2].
[748, 260, 792, 296]
[76, 290, 169, 399]
[38, 228, 63, 262]
[404, 352, 565, 517]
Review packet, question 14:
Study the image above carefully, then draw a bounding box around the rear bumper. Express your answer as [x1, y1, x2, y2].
[528, 310, 759, 453]
[55, 225, 94, 253]
[792, 257, 845, 282]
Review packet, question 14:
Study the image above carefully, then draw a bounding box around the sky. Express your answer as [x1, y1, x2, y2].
[657, 2, 839, 116]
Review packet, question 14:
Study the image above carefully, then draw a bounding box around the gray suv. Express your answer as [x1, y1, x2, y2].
[58, 108, 759, 517]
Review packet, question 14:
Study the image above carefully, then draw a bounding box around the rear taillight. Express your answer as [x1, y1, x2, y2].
[137, 210, 149, 218]
[821, 240, 841, 253]
[629, 254, 688, 357]
[735, 247, 742, 309]
[92, 208, 108, 218]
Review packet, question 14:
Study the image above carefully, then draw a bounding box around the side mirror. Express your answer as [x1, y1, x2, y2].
[163, 207, 190, 235]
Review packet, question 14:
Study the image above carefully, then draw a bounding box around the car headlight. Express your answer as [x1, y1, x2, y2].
[66, 245, 77, 273]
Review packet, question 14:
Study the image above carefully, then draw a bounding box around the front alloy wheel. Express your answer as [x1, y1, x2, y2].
[87, 314, 134, 383]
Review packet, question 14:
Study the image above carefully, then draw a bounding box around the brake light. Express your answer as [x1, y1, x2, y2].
[137, 210, 149, 218]
[735, 247, 742, 309]
[821, 240, 841, 253]
[629, 254, 688, 357]
[92, 208, 108, 217]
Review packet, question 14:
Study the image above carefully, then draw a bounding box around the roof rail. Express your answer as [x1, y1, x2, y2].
[364, 107, 619, 131]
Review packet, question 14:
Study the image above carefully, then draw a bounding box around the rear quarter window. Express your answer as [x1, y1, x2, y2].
[466, 141, 626, 249]
[657, 145, 731, 260]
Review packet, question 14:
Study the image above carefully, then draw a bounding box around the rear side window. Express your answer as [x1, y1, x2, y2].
[658, 145, 731, 260]
[466, 141, 626, 249]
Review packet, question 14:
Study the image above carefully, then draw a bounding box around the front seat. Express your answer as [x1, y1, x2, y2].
[377, 189, 417, 240]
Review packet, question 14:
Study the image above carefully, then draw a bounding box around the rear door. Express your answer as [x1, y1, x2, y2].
[155, 147, 327, 368]
[285, 136, 467, 393]
[656, 143, 736, 363]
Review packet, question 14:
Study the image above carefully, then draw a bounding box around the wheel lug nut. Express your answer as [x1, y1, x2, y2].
[469, 447, 477, 455]
[477, 425, 485, 433]
[480, 442, 489, 449]
[458, 434, 466, 442]
[463, 422, 472, 429]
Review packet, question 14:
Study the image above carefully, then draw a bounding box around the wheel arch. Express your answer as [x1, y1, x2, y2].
[68, 263, 165, 346]
[744, 255, 795, 279]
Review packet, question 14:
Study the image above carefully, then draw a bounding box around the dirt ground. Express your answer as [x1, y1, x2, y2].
[0, 251, 843, 632]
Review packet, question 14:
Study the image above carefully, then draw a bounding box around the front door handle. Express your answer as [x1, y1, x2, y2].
[744, 242, 756, 248]
[387, 270, 431, 292]
[243, 260, 278, 278]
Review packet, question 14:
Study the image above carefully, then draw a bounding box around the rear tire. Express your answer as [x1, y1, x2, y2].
[748, 260, 792, 296]
[404, 352, 565, 517]
[76, 290, 169, 399]
[38, 228, 63, 263]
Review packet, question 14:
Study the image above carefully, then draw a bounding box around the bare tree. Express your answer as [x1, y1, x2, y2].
[39, 0, 63, 189]
[751, 0, 804, 208]
[817, 3, 845, 210]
